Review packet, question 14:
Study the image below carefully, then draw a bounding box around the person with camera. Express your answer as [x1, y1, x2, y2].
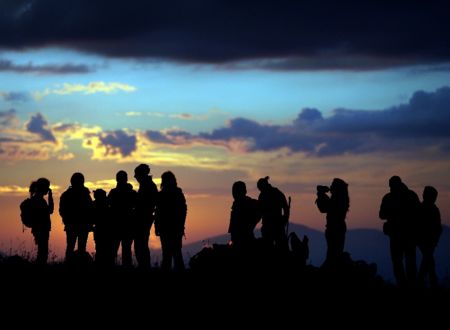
[315, 178, 349, 266]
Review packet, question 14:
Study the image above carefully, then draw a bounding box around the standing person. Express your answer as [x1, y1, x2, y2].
[92, 189, 115, 267]
[379, 176, 420, 287]
[417, 186, 442, 288]
[108, 170, 136, 268]
[59, 172, 93, 261]
[155, 171, 187, 271]
[256, 176, 289, 250]
[228, 181, 260, 250]
[133, 164, 158, 269]
[30, 178, 53, 265]
[315, 178, 349, 266]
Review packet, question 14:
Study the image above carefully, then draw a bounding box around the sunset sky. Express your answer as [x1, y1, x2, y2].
[1, 1, 449, 259]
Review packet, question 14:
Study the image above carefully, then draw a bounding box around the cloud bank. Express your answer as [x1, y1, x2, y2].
[0, 1, 449, 70]
[145, 87, 450, 156]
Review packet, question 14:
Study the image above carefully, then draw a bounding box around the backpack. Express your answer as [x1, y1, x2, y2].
[20, 198, 35, 228]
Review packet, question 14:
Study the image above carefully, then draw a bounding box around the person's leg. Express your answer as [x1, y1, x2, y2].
[134, 228, 151, 269]
[173, 234, 185, 271]
[77, 230, 89, 253]
[390, 238, 407, 287]
[65, 229, 76, 260]
[35, 230, 49, 265]
[121, 236, 133, 268]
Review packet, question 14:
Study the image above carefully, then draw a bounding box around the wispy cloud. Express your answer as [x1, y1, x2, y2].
[0, 109, 19, 127]
[0, 184, 61, 196]
[124, 109, 227, 121]
[0, 185, 29, 196]
[169, 109, 226, 121]
[84, 178, 161, 192]
[33, 81, 137, 100]
[0, 91, 29, 103]
[0, 59, 94, 74]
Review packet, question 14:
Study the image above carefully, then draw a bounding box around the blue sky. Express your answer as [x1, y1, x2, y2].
[3, 48, 450, 132]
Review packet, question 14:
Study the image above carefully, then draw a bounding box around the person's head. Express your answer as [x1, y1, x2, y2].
[71, 172, 85, 188]
[35, 178, 50, 196]
[423, 186, 438, 204]
[257, 176, 270, 192]
[93, 188, 107, 201]
[330, 178, 348, 195]
[134, 163, 150, 183]
[161, 171, 177, 190]
[29, 181, 37, 197]
[232, 181, 247, 200]
[330, 178, 350, 210]
[116, 170, 128, 184]
[389, 175, 403, 193]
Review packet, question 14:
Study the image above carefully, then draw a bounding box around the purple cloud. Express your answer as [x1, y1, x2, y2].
[99, 130, 136, 157]
[26, 113, 56, 142]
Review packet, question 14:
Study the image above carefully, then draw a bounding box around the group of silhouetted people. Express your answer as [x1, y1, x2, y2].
[24, 164, 187, 271]
[21, 170, 443, 287]
[313, 175, 442, 288]
[228, 177, 290, 253]
[379, 176, 442, 288]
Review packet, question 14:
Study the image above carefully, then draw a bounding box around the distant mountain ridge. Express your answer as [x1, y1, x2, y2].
[182, 224, 450, 283]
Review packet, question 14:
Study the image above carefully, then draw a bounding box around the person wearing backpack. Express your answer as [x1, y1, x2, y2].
[20, 181, 38, 229]
[29, 178, 53, 265]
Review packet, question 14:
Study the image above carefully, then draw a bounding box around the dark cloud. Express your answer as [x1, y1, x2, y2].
[0, 58, 94, 74]
[145, 86, 450, 156]
[0, 1, 449, 70]
[26, 113, 56, 142]
[0, 91, 29, 102]
[99, 130, 136, 157]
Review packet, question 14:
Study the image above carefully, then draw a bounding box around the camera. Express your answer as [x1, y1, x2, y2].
[316, 185, 330, 194]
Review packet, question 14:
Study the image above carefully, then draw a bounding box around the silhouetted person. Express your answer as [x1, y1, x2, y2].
[108, 170, 137, 267]
[59, 172, 93, 261]
[30, 178, 53, 265]
[228, 181, 260, 249]
[257, 176, 289, 250]
[315, 178, 349, 266]
[417, 186, 442, 288]
[379, 176, 420, 287]
[133, 164, 158, 269]
[92, 189, 115, 267]
[155, 171, 187, 271]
